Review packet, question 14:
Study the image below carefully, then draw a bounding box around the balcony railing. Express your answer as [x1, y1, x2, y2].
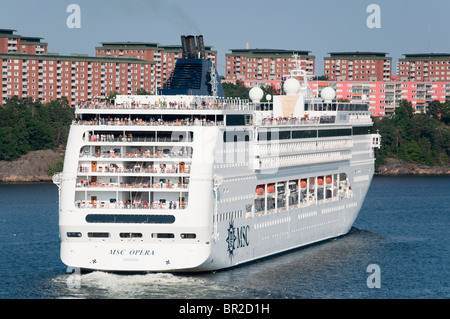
[74, 200, 187, 210]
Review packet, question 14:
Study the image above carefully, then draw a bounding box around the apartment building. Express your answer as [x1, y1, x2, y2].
[95, 42, 217, 90]
[0, 29, 48, 55]
[1, 29, 220, 106]
[1, 53, 155, 106]
[398, 53, 450, 82]
[225, 48, 315, 84]
[324, 52, 392, 81]
[309, 80, 448, 117]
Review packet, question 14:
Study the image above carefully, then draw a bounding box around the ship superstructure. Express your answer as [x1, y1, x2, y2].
[54, 36, 380, 272]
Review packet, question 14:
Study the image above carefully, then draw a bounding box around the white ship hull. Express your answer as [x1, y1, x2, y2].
[54, 50, 379, 272]
[56, 120, 377, 272]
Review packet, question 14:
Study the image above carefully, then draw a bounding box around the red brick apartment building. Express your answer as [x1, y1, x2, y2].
[324, 52, 392, 81]
[309, 80, 448, 117]
[225, 49, 315, 84]
[1, 29, 218, 106]
[398, 53, 450, 82]
[0, 29, 48, 55]
[1, 53, 155, 105]
[96, 42, 217, 91]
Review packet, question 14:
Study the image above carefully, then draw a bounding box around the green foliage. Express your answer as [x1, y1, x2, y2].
[136, 88, 149, 95]
[107, 91, 119, 103]
[373, 99, 450, 166]
[222, 81, 280, 101]
[222, 81, 250, 99]
[48, 156, 65, 176]
[0, 97, 74, 161]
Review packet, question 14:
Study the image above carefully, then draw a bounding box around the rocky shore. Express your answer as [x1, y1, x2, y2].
[0, 151, 448, 183]
[0, 149, 62, 183]
[376, 158, 450, 176]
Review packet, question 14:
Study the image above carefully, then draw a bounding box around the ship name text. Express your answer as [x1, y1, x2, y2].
[109, 249, 155, 256]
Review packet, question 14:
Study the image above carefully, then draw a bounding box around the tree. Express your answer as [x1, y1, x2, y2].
[107, 91, 119, 103]
[136, 88, 149, 95]
[222, 81, 250, 99]
[0, 97, 74, 161]
[373, 99, 449, 166]
[312, 75, 329, 81]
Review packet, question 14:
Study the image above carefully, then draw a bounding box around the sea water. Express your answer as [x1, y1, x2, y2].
[0, 176, 448, 299]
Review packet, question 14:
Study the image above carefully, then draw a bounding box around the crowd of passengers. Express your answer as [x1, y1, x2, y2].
[79, 163, 191, 174]
[76, 99, 239, 110]
[261, 116, 320, 125]
[75, 199, 187, 210]
[81, 146, 190, 158]
[75, 116, 219, 127]
[77, 178, 189, 189]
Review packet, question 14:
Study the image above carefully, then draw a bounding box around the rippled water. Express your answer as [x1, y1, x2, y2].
[0, 176, 449, 299]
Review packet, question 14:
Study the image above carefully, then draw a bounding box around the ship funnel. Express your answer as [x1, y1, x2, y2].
[196, 35, 205, 59]
[182, 35, 198, 59]
[181, 35, 205, 59]
[161, 35, 224, 97]
[181, 35, 188, 59]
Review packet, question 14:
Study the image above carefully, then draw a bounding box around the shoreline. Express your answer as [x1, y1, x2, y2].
[376, 158, 450, 176]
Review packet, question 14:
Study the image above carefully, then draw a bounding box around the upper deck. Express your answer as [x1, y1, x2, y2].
[74, 93, 373, 128]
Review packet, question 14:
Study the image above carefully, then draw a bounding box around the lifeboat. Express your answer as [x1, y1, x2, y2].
[267, 184, 275, 193]
[255, 186, 265, 195]
[317, 177, 324, 185]
[326, 176, 332, 184]
[300, 180, 307, 188]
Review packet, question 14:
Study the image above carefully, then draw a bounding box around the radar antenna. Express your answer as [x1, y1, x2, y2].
[284, 54, 314, 97]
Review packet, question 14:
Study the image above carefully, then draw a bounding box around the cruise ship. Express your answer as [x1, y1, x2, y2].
[53, 35, 381, 272]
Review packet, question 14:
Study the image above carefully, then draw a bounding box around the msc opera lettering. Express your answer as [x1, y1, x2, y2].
[109, 249, 154, 256]
[226, 220, 250, 261]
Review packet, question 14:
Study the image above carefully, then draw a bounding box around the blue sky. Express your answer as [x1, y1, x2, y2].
[1, 0, 449, 76]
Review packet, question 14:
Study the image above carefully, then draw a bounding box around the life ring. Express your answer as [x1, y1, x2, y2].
[105, 204, 109, 208]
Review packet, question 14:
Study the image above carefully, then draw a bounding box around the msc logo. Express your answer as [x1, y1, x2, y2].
[226, 220, 250, 262]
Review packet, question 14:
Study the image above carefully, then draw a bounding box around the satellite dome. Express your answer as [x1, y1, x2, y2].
[321, 87, 336, 102]
[284, 78, 301, 95]
[249, 86, 264, 103]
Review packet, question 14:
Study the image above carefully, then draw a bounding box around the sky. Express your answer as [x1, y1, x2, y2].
[1, 0, 449, 76]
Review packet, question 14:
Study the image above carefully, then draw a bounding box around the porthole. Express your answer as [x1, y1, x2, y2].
[88, 232, 110, 238]
[180, 233, 196, 239]
[67, 232, 82, 238]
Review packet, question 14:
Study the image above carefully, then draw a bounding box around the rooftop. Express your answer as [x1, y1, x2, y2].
[325, 52, 390, 60]
[99, 42, 159, 48]
[97, 42, 216, 53]
[402, 53, 450, 59]
[0, 52, 155, 64]
[0, 28, 17, 34]
[20, 36, 45, 42]
[227, 48, 312, 57]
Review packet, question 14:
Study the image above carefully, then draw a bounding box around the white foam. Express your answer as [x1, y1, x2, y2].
[53, 271, 227, 298]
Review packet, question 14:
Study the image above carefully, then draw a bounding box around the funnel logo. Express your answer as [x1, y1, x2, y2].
[226, 219, 250, 262]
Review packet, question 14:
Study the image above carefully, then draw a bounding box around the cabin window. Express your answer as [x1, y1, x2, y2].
[353, 126, 372, 135]
[67, 232, 82, 238]
[88, 232, 110, 238]
[180, 233, 197, 239]
[152, 233, 175, 239]
[120, 233, 143, 238]
[318, 128, 351, 137]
